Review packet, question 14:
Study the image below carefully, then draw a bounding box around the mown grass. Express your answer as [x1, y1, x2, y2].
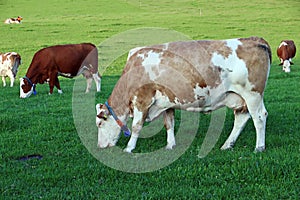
[1, 0, 300, 199]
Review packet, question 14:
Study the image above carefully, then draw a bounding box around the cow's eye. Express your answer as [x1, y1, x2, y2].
[97, 113, 108, 120]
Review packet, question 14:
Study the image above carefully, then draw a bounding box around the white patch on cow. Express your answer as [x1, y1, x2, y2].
[162, 43, 169, 50]
[283, 60, 291, 73]
[127, 47, 143, 61]
[279, 41, 288, 48]
[59, 72, 72, 77]
[141, 50, 164, 81]
[132, 96, 144, 126]
[193, 83, 209, 100]
[147, 90, 174, 121]
[211, 39, 251, 91]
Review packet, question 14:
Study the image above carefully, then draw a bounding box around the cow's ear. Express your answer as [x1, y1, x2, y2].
[96, 104, 108, 120]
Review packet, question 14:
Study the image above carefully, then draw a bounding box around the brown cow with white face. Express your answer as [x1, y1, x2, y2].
[96, 37, 271, 153]
[20, 43, 101, 98]
[277, 40, 296, 73]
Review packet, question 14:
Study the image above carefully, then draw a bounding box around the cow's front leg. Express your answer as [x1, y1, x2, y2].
[124, 102, 145, 153]
[49, 74, 62, 94]
[164, 109, 176, 149]
[124, 124, 142, 153]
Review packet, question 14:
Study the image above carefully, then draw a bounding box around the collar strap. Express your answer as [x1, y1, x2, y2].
[105, 101, 131, 137]
[23, 76, 37, 95]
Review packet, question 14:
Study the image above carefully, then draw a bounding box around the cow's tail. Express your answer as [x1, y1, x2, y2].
[258, 40, 272, 64]
[11, 54, 21, 77]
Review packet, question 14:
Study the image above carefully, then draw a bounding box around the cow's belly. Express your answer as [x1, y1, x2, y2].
[146, 89, 245, 122]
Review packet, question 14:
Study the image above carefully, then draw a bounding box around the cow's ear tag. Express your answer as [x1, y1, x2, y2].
[103, 114, 108, 120]
[33, 90, 37, 95]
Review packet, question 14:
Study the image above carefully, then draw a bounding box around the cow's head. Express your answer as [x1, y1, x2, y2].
[20, 77, 36, 98]
[280, 60, 292, 73]
[96, 103, 121, 148]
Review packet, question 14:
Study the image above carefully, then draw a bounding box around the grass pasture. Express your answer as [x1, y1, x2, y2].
[1, 0, 300, 199]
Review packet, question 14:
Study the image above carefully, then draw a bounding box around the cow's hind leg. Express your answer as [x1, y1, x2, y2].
[221, 111, 250, 150]
[164, 109, 176, 149]
[85, 77, 93, 93]
[10, 77, 14, 87]
[93, 72, 101, 92]
[2, 76, 6, 87]
[49, 73, 62, 94]
[242, 94, 268, 152]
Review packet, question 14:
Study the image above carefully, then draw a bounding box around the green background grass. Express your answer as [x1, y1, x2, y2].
[1, 0, 299, 199]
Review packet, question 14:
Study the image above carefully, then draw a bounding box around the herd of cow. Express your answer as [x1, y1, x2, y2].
[0, 36, 297, 153]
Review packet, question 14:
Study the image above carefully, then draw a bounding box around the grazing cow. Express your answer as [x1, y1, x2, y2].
[277, 40, 296, 73]
[0, 52, 22, 87]
[96, 36, 272, 153]
[20, 43, 101, 98]
[4, 16, 23, 24]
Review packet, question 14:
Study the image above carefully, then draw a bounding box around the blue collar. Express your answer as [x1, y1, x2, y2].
[105, 101, 131, 137]
[23, 76, 37, 95]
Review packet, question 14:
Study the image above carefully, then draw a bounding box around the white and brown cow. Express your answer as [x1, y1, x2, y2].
[0, 52, 22, 87]
[277, 40, 296, 73]
[96, 37, 271, 153]
[4, 16, 23, 24]
[20, 43, 101, 98]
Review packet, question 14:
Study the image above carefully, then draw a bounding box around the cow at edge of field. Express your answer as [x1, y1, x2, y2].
[0, 52, 22, 87]
[4, 16, 23, 24]
[277, 40, 296, 73]
[20, 43, 101, 98]
[95, 36, 272, 153]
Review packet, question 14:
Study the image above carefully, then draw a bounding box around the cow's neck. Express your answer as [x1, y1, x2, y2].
[107, 96, 129, 123]
[25, 68, 39, 84]
[107, 80, 132, 124]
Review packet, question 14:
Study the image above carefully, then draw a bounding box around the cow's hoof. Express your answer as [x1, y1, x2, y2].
[254, 146, 265, 153]
[123, 147, 133, 153]
[220, 142, 234, 150]
[165, 144, 175, 150]
[58, 89, 63, 94]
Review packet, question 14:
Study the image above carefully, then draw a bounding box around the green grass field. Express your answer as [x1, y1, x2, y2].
[1, 0, 299, 199]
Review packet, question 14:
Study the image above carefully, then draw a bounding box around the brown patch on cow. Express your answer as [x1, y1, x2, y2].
[237, 37, 271, 94]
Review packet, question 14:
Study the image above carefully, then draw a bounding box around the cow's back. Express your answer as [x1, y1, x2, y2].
[28, 43, 97, 76]
[123, 37, 270, 96]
